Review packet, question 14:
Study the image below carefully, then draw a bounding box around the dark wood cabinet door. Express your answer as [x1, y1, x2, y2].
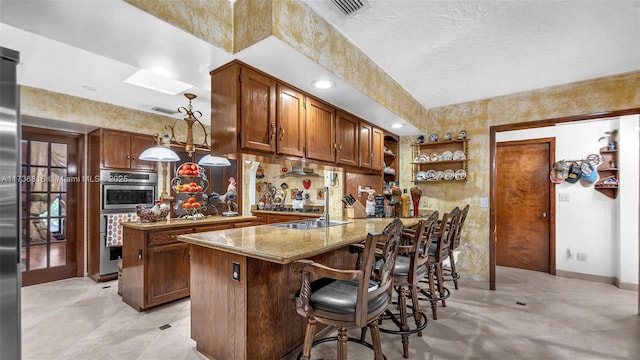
[146, 241, 190, 307]
[102, 130, 131, 169]
[371, 126, 385, 172]
[130, 134, 156, 171]
[240, 67, 276, 153]
[305, 98, 335, 162]
[335, 111, 359, 167]
[276, 84, 305, 157]
[359, 122, 372, 169]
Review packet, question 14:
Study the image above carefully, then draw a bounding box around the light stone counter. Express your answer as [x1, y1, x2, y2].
[178, 216, 420, 264]
[121, 215, 256, 231]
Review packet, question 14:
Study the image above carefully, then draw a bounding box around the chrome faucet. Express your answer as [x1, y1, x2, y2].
[321, 186, 330, 225]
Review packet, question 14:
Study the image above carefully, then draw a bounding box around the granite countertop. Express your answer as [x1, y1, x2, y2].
[121, 215, 257, 231]
[177, 217, 420, 264]
[250, 209, 324, 218]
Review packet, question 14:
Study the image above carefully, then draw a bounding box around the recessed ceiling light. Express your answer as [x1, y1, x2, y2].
[391, 123, 404, 128]
[312, 80, 335, 89]
[124, 69, 193, 95]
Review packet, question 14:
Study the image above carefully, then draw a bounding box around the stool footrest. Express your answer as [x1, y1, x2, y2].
[379, 311, 428, 335]
[297, 336, 388, 360]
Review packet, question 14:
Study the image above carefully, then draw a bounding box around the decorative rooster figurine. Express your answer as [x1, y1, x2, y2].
[223, 177, 238, 213]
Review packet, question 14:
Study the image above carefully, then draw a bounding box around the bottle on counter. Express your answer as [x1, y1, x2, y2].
[401, 189, 409, 218]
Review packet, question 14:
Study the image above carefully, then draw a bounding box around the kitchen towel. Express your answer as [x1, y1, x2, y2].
[106, 213, 139, 247]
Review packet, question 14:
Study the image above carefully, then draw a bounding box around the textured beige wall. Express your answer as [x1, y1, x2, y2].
[272, 0, 427, 129]
[123, 0, 427, 129]
[21, 86, 178, 135]
[400, 71, 640, 280]
[125, 0, 233, 53]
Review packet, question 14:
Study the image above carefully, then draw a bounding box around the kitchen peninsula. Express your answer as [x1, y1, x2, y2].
[178, 217, 420, 360]
[120, 215, 256, 311]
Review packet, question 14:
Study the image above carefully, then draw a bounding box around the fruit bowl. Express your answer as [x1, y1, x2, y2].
[171, 177, 208, 194]
[176, 162, 203, 177]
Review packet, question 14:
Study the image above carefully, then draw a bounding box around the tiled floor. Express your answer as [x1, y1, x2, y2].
[21, 267, 639, 360]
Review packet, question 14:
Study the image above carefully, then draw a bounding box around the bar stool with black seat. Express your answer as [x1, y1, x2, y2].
[373, 210, 440, 358]
[418, 208, 459, 320]
[444, 204, 469, 289]
[292, 218, 404, 360]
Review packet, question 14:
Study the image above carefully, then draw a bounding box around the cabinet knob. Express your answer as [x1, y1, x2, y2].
[541, 211, 547, 218]
[127, 155, 131, 159]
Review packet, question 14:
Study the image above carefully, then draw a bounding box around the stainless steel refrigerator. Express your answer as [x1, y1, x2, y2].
[0, 46, 21, 359]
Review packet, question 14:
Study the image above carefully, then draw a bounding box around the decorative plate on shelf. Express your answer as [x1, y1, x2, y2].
[418, 153, 429, 162]
[443, 131, 453, 141]
[444, 169, 455, 180]
[458, 129, 467, 139]
[453, 150, 466, 160]
[416, 171, 428, 181]
[435, 171, 445, 181]
[430, 152, 441, 162]
[425, 170, 437, 181]
[441, 151, 453, 161]
[455, 169, 467, 180]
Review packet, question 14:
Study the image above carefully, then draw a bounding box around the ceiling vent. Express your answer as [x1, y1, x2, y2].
[151, 106, 179, 115]
[330, 0, 369, 16]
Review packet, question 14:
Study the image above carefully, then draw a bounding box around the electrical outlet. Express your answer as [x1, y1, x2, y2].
[232, 262, 240, 281]
[576, 253, 587, 261]
[480, 196, 489, 208]
[559, 193, 570, 202]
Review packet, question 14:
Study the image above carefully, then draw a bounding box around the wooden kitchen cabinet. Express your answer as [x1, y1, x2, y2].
[277, 84, 306, 157]
[122, 227, 193, 311]
[120, 219, 248, 311]
[99, 129, 156, 171]
[305, 97, 335, 162]
[239, 66, 277, 153]
[335, 111, 359, 167]
[359, 122, 385, 172]
[210, 60, 394, 169]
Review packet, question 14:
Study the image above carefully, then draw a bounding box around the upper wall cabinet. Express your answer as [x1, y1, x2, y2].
[276, 84, 306, 157]
[99, 129, 156, 171]
[305, 97, 336, 162]
[210, 60, 393, 170]
[239, 67, 277, 153]
[335, 111, 359, 167]
[359, 122, 384, 172]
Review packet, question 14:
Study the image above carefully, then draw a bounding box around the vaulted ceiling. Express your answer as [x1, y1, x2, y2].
[1, 0, 638, 136]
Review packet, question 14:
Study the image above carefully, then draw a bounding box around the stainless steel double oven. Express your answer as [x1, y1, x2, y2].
[99, 170, 157, 276]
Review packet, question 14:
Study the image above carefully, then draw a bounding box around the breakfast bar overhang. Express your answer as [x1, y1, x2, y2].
[178, 217, 419, 360]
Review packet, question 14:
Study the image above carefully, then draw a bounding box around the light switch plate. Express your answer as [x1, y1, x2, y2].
[480, 196, 489, 208]
[232, 262, 240, 281]
[559, 193, 570, 202]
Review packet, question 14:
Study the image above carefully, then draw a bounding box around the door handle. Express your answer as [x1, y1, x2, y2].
[541, 211, 547, 218]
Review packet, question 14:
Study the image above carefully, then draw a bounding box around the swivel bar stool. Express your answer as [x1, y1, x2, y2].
[292, 218, 403, 360]
[418, 208, 459, 320]
[376, 211, 440, 358]
[444, 204, 469, 289]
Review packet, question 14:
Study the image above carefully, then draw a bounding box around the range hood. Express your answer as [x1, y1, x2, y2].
[278, 166, 321, 178]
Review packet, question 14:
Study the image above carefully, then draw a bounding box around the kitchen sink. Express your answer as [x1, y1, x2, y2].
[270, 219, 350, 230]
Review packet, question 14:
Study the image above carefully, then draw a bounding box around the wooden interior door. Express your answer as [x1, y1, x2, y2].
[21, 127, 82, 286]
[496, 138, 554, 273]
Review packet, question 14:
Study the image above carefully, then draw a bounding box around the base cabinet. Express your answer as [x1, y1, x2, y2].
[121, 219, 254, 311]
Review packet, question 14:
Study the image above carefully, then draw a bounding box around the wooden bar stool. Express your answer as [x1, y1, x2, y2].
[444, 204, 469, 289]
[292, 218, 404, 360]
[374, 211, 440, 358]
[418, 208, 459, 320]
